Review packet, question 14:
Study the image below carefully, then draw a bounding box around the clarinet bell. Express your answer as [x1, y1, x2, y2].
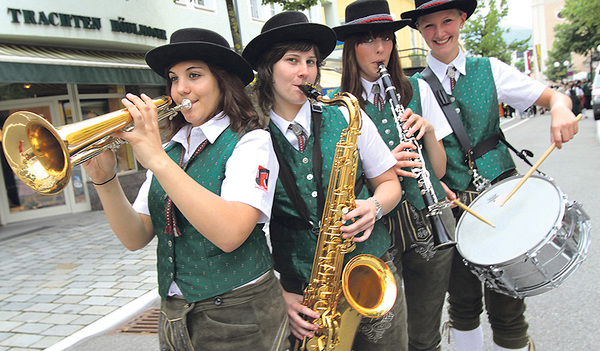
[430, 214, 456, 251]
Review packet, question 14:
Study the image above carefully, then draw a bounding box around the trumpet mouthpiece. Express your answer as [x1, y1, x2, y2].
[181, 99, 192, 110]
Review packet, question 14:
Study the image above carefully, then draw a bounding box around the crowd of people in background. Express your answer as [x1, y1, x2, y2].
[554, 79, 593, 117]
[500, 79, 593, 120]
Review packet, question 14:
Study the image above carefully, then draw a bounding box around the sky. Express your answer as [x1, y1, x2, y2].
[502, 0, 533, 29]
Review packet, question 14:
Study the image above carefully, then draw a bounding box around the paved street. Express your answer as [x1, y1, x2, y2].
[0, 111, 597, 351]
[0, 211, 159, 350]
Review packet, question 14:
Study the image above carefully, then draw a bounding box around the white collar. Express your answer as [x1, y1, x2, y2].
[166, 111, 230, 151]
[360, 77, 383, 102]
[269, 100, 312, 137]
[427, 49, 467, 82]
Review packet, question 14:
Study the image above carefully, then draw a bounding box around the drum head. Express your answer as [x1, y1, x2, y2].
[456, 176, 564, 266]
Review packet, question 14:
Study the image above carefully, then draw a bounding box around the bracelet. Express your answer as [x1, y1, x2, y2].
[92, 174, 116, 186]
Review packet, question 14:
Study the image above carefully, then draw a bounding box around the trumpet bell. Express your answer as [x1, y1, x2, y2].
[2, 111, 71, 195]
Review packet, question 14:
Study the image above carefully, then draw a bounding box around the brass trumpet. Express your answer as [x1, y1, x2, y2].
[1, 96, 191, 195]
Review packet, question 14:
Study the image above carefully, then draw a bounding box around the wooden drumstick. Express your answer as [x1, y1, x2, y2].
[452, 199, 496, 228]
[501, 113, 583, 207]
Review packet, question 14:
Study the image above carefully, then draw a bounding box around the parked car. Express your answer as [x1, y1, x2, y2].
[592, 65, 600, 120]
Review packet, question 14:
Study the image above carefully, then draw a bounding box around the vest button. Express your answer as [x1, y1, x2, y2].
[307, 174, 313, 180]
[388, 140, 394, 146]
[302, 157, 309, 164]
[214, 296, 223, 305]
[455, 107, 461, 114]
[450, 97, 456, 102]
[168, 241, 172, 247]
[168, 257, 173, 263]
[402, 190, 406, 195]
[163, 194, 168, 200]
[382, 118, 388, 124]
[170, 273, 174, 278]
[385, 129, 391, 134]
[311, 191, 318, 198]
[398, 176, 403, 182]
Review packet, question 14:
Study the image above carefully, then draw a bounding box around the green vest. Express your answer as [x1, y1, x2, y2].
[148, 128, 272, 302]
[417, 57, 515, 191]
[269, 105, 390, 283]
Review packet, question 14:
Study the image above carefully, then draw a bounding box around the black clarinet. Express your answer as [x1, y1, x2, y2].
[377, 62, 455, 250]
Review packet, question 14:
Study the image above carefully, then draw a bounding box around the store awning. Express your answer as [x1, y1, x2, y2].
[0, 43, 163, 85]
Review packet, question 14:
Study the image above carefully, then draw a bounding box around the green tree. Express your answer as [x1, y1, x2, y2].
[261, 0, 320, 11]
[553, 0, 600, 56]
[550, 0, 600, 76]
[544, 47, 571, 83]
[461, 0, 529, 63]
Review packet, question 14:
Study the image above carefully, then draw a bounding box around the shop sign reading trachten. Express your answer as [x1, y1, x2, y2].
[6, 8, 167, 40]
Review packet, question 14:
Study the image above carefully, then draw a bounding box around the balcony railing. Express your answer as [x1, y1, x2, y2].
[399, 48, 428, 75]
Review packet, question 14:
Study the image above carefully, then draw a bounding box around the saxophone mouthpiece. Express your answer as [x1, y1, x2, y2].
[299, 83, 322, 100]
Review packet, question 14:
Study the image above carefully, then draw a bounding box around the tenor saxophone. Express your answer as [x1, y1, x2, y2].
[296, 84, 397, 351]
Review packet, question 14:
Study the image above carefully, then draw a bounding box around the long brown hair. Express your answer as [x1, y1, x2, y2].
[253, 41, 322, 116]
[340, 31, 413, 109]
[161, 63, 262, 140]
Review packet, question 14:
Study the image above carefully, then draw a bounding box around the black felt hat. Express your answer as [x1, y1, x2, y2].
[401, 0, 477, 29]
[332, 0, 411, 41]
[242, 11, 337, 69]
[145, 28, 254, 86]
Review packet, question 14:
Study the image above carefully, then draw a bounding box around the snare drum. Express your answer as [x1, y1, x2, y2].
[456, 175, 591, 298]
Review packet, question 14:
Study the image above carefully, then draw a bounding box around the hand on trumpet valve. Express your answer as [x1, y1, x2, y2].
[117, 93, 168, 170]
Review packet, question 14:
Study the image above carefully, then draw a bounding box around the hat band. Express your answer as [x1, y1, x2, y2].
[346, 14, 394, 25]
[418, 0, 451, 9]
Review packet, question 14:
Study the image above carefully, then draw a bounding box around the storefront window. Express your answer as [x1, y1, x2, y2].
[0, 83, 68, 101]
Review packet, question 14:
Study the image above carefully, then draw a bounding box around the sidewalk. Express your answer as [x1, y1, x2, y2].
[0, 211, 160, 351]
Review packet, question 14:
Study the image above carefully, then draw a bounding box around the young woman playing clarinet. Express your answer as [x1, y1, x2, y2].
[332, 1, 455, 350]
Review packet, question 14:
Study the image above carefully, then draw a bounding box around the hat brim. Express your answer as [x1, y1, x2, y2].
[242, 23, 336, 69]
[402, 0, 477, 29]
[145, 42, 254, 86]
[333, 20, 412, 42]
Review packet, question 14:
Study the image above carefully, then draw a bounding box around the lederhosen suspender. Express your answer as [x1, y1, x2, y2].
[271, 104, 366, 231]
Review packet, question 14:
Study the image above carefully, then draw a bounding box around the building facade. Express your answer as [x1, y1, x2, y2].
[531, 0, 588, 83]
[0, 0, 329, 225]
